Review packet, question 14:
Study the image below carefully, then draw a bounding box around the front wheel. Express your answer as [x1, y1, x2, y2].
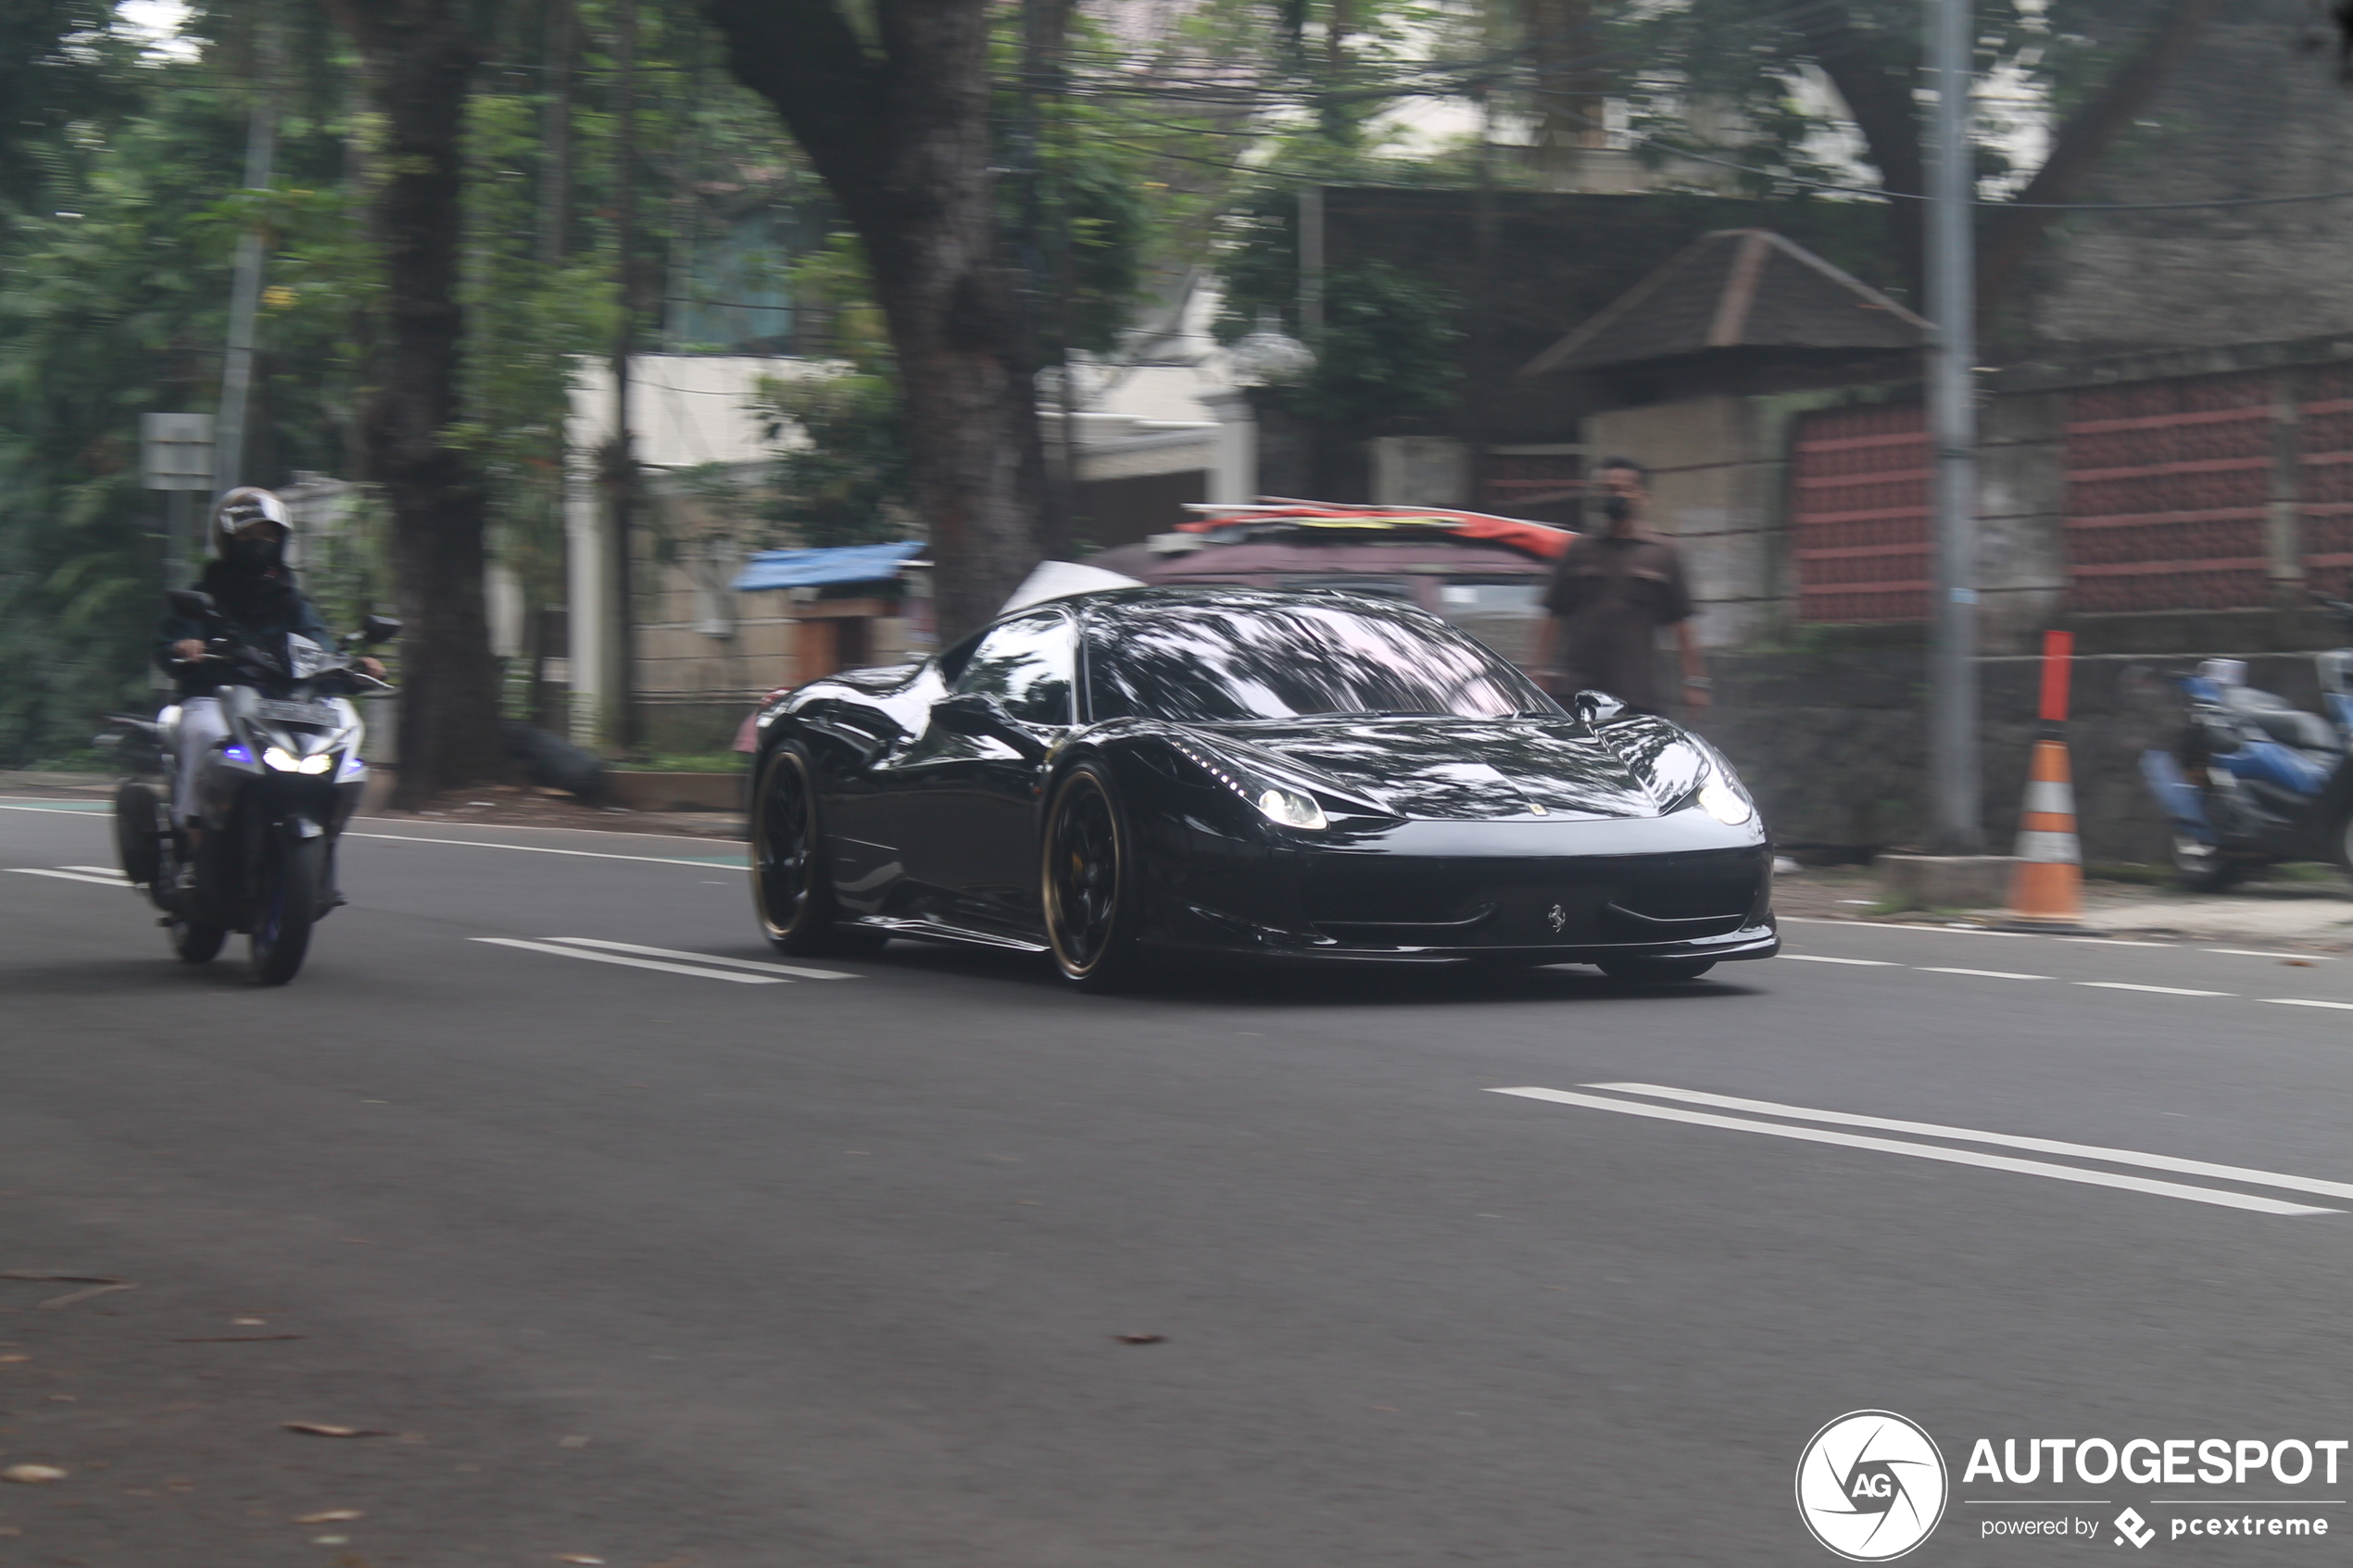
[751, 745, 884, 956]
[2171, 834, 2242, 894]
[249, 833, 323, 985]
[1598, 957, 1717, 984]
[1041, 763, 1146, 991]
[167, 916, 226, 965]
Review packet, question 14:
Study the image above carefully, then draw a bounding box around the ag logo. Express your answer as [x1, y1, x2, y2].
[1795, 1411, 1948, 1562]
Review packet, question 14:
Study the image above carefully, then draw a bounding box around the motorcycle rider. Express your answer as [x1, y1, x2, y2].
[154, 487, 384, 866]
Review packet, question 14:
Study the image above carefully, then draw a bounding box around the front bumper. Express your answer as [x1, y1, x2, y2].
[1136, 812, 1778, 967]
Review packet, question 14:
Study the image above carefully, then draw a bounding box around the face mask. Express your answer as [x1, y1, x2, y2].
[1601, 495, 1633, 524]
[221, 533, 283, 571]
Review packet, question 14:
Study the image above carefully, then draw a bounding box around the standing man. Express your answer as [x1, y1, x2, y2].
[1533, 456, 1709, 717]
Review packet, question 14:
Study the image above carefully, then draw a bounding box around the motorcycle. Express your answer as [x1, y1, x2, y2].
[103, 589, 399, 984]
[2137, 596, 2353, 891]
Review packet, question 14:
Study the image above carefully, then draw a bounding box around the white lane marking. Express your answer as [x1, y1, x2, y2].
[2077, 981, 2233, 997]
[7, 868, 128, 887]
[539, 937, 855, 981]
[2210, 948, 2336, 960]
[1780, 954, 1900, 966]
[1917, 966, 2049, 980]
[2062, 937, 2175, 948]
[471, 937, 786, 985]
[1587, 1083, 2353, 1204]
[59, 865, 124, 878]
[1491, 1088, 2339, 1217]
[2263, 997, 2353, 1012]
[0, 803, 111, 816]
[347, 832, 744, 870]
[1781, 918, 2031, 938]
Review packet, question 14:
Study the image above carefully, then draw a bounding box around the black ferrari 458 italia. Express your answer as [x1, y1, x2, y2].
[745, 585, 1776, 988]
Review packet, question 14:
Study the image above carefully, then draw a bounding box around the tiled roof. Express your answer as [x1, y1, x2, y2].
[1519, 229, 1928, 376]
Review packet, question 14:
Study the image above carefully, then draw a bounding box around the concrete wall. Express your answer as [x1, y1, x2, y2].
[2007, 0, 2353, 358]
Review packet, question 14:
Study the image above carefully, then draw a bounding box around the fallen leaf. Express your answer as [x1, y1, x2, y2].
[2284, 959, 2315, 967]
[232, 1317, 268, 1325]
[282, 1424, 391, 1439]
[296, 1509, 364, 1524]
[557, 1435, 591, 1449]
[0, 1524, 20, 1535]
[1114, 1333, 1166, 1345]
[45, 1394, 77, 1402]
[0, 1354, 23, 1363]
[313, 1536, 350, 1545]
[1, 1464, 69, 1484]
[554, 1556, 606, 1564]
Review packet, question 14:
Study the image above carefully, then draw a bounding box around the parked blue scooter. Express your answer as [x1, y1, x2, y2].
[2139, 596, 2353, 890]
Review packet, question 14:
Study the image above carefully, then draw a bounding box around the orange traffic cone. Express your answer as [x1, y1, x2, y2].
[2005, 630, 2083, 929]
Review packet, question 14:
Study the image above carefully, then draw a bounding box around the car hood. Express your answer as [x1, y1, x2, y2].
[1178, 716, 1709, 822]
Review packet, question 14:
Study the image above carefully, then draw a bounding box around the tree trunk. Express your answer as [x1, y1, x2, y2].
[705, 0, 1042, 644]
[1521, 0, 1600, 183]
[1793, 4, 1927, 295]
[1976, 0, 2216, 309]
[323, 0, 503, 804]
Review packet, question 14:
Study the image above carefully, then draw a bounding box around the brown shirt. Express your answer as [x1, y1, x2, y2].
[1542, 530, 1692, 712]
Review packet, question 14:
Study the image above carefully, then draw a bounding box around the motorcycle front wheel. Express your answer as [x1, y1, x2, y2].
[249, 833, 324, 985]
[2171, 834, 2242, 894]
[167, 916, 226, 964]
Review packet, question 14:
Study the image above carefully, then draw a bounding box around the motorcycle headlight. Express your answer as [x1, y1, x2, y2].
[262, 746, 301, 771]
[1256, 787, 1327, 832]
[1695, 771, 1755, 826]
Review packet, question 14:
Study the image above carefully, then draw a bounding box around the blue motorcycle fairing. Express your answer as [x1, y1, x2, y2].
[2216, 735, 2334, 793]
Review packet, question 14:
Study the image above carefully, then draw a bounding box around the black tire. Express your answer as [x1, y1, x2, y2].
[1041, 762, 1146, 990]
[167, 916, 226, 965]
[114, 783, 163, 888]
[750, 744, 885, 956]
[249, 833, 323, 985]
[1598, 957, 1718, 984]
[2171, 834, 2242, 894]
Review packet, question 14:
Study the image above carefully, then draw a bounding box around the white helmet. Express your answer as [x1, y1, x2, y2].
[211, 486, 291, 558]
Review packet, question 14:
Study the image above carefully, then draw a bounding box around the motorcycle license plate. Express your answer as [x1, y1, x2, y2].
[257, 698, 336, 725]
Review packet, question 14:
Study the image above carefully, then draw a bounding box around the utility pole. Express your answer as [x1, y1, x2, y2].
[1924, 0, 1982, 854]
[604, 0, 640, 754]
[212, 3, 281, 500]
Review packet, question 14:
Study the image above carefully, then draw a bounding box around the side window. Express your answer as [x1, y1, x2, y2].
[951, 610, 1075, 725]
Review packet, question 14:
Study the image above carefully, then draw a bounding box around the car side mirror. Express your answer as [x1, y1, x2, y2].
[167, 588, 218, 621]
[358, 613, 402, 646]
[935, 692, 1049, 760]
[1568, 688, 1626, 723]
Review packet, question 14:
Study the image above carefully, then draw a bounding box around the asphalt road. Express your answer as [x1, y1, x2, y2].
[6, 797, 2353, 1566]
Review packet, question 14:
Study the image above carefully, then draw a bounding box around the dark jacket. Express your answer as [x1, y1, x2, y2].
[155, 558, 333, 696]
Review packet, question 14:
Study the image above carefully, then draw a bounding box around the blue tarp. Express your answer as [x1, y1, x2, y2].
[732, 540, 925, 593]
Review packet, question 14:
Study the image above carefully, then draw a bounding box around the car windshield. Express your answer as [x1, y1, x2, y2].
[1088, 598, 1554, 723]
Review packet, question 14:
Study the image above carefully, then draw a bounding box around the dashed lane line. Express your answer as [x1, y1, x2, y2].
[1917, 967, 2048, 980]
[1491, 1086, 2342, 1218]
[7, 868, 128, 887]
[1584, 1083, 2353, 1205]
[2263, 997, 2353, 1012]
[471, 937, 786, 985]
[537, 937, 856, 982]
[2076, 981, 2234, 997]
[1779, 954, 1898, 966]
[346, 832, 746, 870]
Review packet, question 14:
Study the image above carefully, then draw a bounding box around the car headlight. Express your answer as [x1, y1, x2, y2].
[1256, 787, 1327, 831]
[1695, 772, 1754, 826]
